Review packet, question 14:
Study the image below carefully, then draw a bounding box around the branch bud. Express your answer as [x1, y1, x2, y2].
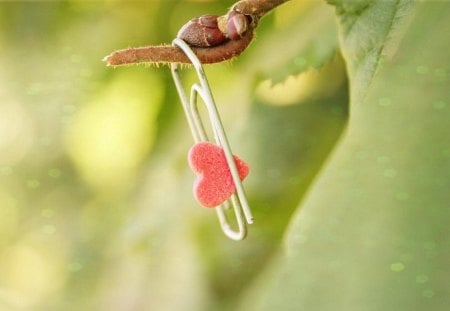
[177, 15, 228, 47]
[226, 11, 251, 40]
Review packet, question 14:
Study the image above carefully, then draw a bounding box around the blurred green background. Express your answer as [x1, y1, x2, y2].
[9, 0, 450, 311]
[2, 0, 448, 310]
[0, 1, 346, 310]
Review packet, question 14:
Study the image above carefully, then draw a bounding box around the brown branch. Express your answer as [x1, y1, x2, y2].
[104, 31, 253, 66]
[233, 0, 291, 19]
[103, 0, 290, 66]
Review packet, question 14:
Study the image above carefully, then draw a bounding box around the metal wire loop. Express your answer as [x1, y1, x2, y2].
[170, 38, 253, 241]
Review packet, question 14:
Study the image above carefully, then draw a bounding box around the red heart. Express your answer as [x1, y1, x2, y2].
[188, 142, 250, 208]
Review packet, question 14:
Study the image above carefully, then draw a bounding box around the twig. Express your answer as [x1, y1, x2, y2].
[233, 0, 290, 19]
[103, 0, 290, 66]
[104, 31, 253, 66]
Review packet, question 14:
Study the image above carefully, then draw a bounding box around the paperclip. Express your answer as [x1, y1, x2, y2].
[170, 38, 253, 241]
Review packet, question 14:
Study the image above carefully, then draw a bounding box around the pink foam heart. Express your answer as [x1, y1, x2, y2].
[188, 142, 249, 208]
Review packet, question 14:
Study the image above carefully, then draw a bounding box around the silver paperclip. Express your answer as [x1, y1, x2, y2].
[170, 38, 253, 241]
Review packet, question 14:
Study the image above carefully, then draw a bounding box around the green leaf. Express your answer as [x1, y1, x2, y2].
[333, 0, 415, 104]
[241, 1, 450, 310]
